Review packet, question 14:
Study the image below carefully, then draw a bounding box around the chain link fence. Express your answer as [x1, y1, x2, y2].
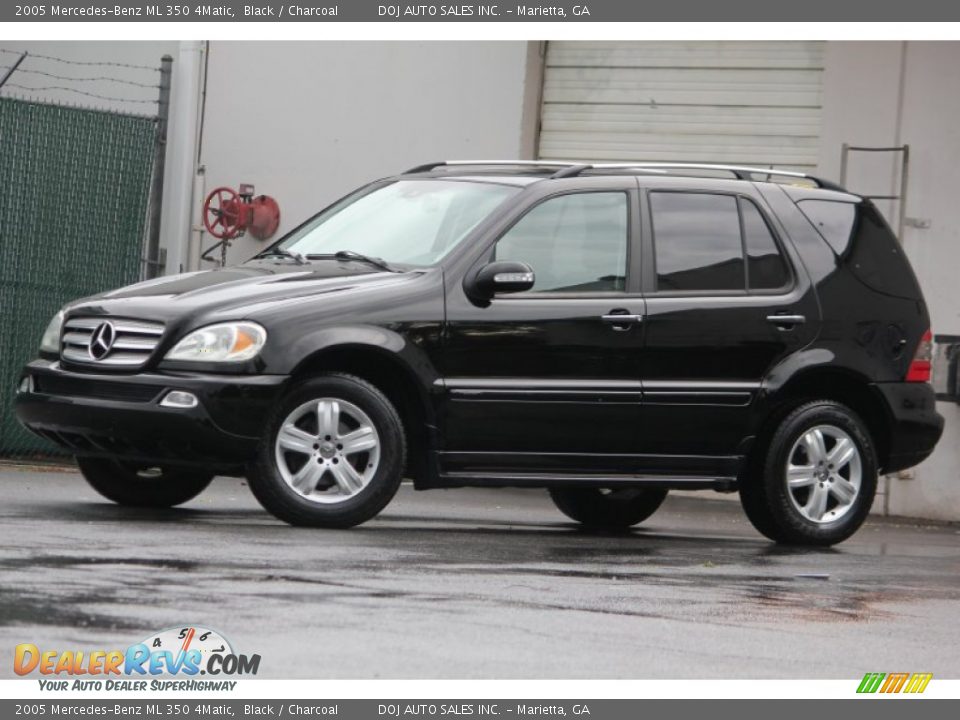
[0, 96, 158, 458]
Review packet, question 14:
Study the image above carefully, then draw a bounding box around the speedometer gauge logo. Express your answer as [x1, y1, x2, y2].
[140, 626, 234, 671]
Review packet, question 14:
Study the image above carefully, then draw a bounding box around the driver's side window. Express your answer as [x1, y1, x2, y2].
[494, 192, 628, 293]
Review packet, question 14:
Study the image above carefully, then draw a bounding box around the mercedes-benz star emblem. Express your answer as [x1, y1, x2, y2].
[89, 322, 116, 361]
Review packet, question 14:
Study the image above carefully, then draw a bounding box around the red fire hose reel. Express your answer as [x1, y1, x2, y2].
[202, 184, 281, 241]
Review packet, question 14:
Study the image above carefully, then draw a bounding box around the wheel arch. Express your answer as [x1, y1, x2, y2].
[758, 366, 893, 472]
[286, 337, 440, 486]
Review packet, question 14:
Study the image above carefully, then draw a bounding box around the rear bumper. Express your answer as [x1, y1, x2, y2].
[14, 359, 286, 471]
[874, 382, 945, 473]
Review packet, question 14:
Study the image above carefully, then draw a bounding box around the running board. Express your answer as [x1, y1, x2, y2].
[434, 472, 738, 491]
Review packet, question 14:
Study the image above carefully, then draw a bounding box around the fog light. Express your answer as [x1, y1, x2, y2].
[160, 391, 199, 409]
[17, 376, 32, 394]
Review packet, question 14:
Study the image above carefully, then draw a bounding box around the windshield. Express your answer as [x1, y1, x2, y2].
[276, 180, 519, 266]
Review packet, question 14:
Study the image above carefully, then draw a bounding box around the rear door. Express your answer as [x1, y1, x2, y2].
[636, 182, 820, 471]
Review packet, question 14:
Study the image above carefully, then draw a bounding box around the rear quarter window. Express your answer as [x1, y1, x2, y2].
[796, 199, 856, 255]
[797, 199, 922, 301]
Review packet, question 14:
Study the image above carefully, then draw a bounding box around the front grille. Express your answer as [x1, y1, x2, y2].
[61, 317, 165, 368]
[33, 374, 161, 403]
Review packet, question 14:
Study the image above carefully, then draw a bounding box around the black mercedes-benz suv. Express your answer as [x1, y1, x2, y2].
[15, 161, 944, 545]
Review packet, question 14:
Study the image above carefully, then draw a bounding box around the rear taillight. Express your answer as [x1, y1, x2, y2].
[906, 329, 933, 382]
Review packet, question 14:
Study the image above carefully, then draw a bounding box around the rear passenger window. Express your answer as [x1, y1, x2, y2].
[650, 192, 790, 293]
[651, 193, 743, 291]
[742, 200, 790, 290]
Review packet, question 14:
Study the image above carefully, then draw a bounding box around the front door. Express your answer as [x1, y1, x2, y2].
[441, 182, 645, 475]
[636, 186, 819, 472]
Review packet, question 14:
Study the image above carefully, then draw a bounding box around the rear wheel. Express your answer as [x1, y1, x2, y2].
[77, 457, 213, 508]
[549, 487, 668, 530]
[246, 373, 406, 528]
[739, 400, 877, 546]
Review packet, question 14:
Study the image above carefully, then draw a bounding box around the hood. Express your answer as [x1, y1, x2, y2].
[66, 259, 424, 325]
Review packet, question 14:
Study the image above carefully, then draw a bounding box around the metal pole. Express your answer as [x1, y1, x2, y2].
[839, 142, 849, 187]
[144, 54, 173, 279]
[0, 52, 27, 90]
[898, 144, 910, 242]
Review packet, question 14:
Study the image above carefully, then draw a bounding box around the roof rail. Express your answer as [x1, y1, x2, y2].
[586, 162, 845, 190]
[404, 160, 844, 190]
[404, 160, 580, 174]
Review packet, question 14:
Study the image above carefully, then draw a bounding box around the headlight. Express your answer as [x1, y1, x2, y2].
[165, 322, 267, 363]
[39, 310, 65, 353]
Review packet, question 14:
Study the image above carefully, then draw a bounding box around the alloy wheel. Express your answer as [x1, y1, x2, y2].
[274, 397, 381, 504]
[785, 424, 862, 524]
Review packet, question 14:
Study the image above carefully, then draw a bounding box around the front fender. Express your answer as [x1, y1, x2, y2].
[275, 324, 442, 406]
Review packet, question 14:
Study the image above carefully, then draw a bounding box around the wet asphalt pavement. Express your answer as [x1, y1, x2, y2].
[1, 465, 958, 679]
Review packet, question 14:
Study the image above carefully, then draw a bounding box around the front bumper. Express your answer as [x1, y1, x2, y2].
[14, 360, 287, 470]
[874, 381, 945, 473]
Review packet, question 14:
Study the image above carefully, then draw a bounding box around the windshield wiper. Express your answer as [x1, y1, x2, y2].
[305, 250, 402, 273]
[255, 248, 307, 265]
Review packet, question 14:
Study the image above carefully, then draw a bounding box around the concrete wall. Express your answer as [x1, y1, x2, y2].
[818, 42, 960, 521]
[190, 41, 536, 268]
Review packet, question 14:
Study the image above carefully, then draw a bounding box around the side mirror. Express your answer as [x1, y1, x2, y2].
[470, 261, 535, 300]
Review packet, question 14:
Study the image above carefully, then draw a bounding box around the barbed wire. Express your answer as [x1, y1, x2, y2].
[0, 84, 158, 105]
[0, 66, 160, 89]
[0, 48, 160, 72]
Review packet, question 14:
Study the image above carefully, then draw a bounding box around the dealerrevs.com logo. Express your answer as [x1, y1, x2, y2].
[14, 626, 260, 691]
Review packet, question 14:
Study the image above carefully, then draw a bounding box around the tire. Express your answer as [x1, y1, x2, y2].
[549, 487, 668, 530]
[737, 428, 787, 543]
[739, 400, 878, 546]
[77, 457, 213, 508]
[246, 373, 406, 528]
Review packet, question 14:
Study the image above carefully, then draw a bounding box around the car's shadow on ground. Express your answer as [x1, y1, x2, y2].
[24, 500, 842, 562]
[24, 501, 268, 523]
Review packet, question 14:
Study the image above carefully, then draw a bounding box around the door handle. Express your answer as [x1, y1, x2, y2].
[766, 314, 806, 329]
[601, 311, 643, 331]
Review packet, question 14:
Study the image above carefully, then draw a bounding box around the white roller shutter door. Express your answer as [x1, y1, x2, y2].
[538, 42, 825, 171]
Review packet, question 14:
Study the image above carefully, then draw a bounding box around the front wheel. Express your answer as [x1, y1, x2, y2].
[246, 373, 406, 528]
[739, 400, 878, 546]
[549, 487, 668, 530]
[77, 457, 213, 508]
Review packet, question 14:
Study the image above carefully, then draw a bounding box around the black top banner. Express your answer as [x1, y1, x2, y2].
[5, 0, 960, 22]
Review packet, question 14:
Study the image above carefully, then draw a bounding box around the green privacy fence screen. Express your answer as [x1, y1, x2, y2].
[0, 97, 158, 457]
